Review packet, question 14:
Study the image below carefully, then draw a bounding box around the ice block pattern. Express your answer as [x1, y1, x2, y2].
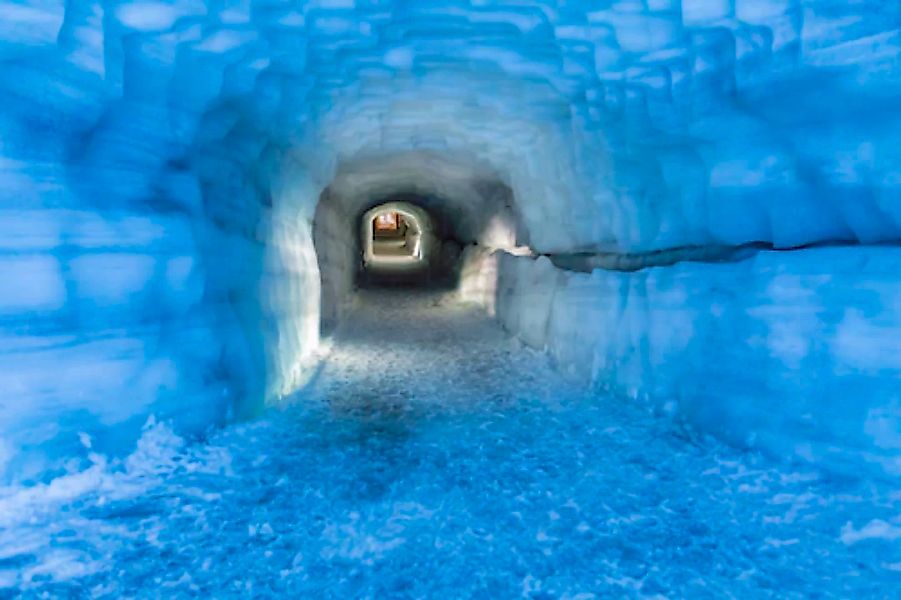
[0, 0, 898, 481]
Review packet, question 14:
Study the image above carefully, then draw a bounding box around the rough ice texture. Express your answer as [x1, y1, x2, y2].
[2, 290, 898, 595]
[0, 0, 899, 480]
[461, 247, 901, 479]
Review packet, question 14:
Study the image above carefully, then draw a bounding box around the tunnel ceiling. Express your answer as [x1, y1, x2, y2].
[10, 0, 897, 257]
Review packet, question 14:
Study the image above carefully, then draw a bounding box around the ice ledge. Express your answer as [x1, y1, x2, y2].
[462, 244, 901, 480]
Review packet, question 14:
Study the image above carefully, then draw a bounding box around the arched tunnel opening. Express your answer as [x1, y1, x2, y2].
[357, 199, 449, 286]
[1, 1, 899, 595]
[365, 204, 427, 265]
[312, 153, 527, 339]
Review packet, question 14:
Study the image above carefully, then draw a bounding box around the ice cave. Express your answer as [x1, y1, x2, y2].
[0, 0, 899, 596]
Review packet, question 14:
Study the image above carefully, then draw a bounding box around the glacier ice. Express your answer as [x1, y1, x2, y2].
[3, 289, 899, 595]
[463, 246, 901, 478]
[0, 0, 897, 495]
[0, 1, 900, 594]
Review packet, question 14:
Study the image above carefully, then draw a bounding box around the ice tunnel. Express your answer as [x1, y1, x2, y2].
[0, 0, 900, 594]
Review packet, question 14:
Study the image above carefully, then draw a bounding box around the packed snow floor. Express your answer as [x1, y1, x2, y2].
[2, 289, 899, 598]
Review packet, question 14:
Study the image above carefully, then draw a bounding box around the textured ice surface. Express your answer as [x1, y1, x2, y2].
[1, 291, 898, 597]
[461, 246, 901, 478]
[0, 0, 898, 498]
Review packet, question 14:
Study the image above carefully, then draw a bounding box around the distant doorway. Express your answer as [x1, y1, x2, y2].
[362, 202, 433, 270]
[371, 210, 421, 260]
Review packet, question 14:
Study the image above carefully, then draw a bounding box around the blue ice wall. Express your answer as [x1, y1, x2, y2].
[461, 246, 901, 479]
[0, 0, 898, 482]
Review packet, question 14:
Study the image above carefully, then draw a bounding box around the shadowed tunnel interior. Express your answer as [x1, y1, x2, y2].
[312, 151, 525, 333]
[0, 0, 899, 595]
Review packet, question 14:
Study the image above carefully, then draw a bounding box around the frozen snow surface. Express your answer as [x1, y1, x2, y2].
[1, 290, 898, 597]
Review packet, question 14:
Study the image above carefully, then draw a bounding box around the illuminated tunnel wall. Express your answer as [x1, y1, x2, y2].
[0, 1, 898, 482]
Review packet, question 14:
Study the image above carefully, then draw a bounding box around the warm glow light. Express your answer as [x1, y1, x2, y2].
[375, 212, 399, 230]
[362, 202, 433, 269]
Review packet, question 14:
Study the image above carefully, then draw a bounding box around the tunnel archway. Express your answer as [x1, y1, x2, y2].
[310, 151, 529, 343]
[361, 201, 434, 273]
[357, 200, 444, 285]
